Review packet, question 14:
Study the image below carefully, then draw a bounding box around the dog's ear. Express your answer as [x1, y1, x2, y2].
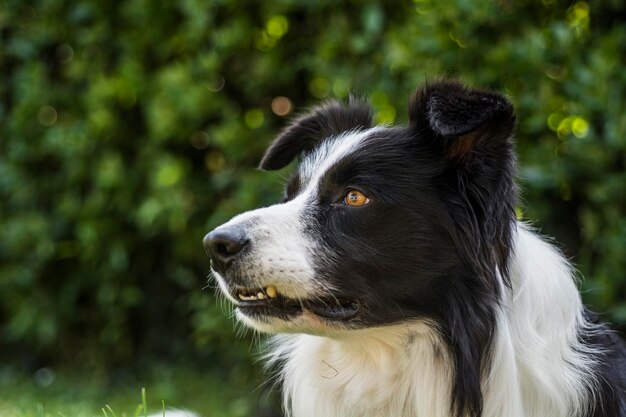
[259, 97, 373, 170]
[409, 81, 517, 287]
[408, 80, 516, 167]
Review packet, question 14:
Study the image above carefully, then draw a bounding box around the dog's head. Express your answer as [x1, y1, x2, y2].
[204, 81, 516, 335]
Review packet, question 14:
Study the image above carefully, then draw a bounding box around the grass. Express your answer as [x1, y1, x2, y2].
[0, 363, 276, 417]
[100, 388, 151, 417]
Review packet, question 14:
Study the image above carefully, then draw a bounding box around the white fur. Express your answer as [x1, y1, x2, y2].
[265, 224, 601, 417]
[299, 127, 383, 190]
[489, 224, 601, 417]
[266, 322, 452, 417]
[147, 410, 200, 417]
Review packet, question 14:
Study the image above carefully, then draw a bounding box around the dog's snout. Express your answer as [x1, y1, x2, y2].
[204, 226, 249, 269]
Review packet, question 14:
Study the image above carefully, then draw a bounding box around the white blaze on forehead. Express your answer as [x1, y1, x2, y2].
[298, 127, 384, 196]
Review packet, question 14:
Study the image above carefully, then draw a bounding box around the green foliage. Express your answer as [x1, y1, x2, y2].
[0, 367, 268, 417]
[0, 0, 625, 380]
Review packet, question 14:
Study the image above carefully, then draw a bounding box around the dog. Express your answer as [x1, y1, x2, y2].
[203, 81, 626, 417]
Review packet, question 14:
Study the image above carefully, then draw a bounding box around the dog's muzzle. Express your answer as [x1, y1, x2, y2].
[203, 222, 361, 322]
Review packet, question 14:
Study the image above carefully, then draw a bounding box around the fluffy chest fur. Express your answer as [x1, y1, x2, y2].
[268, 326, 452, 417]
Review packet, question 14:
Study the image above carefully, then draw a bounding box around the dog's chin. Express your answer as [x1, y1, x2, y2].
[235, 308, 356, 334]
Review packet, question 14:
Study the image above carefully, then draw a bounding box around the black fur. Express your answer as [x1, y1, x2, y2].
[582, 309, 626, 416]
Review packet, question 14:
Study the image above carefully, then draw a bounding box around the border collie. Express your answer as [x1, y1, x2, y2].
[203, 81, 626, 417]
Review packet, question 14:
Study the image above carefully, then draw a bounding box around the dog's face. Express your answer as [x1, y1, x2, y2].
[205, 81, 517, 335]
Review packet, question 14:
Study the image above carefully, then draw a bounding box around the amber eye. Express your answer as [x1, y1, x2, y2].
[343, 190, 370, 207]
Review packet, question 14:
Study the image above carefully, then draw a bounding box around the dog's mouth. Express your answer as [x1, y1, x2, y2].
[234, 285, 360, 320]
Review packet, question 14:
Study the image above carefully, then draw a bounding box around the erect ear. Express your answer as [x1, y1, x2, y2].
[408, 80, 516, 167]
[259, 97, 373, 170]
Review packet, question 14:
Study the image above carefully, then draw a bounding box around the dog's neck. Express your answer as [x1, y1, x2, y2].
[266, 225, 600, 417]
[267, 323, 453, 417]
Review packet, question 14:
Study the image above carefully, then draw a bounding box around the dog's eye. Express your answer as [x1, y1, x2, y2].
[343, 190, 370, 207]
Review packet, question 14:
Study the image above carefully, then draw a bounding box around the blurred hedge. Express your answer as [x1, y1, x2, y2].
[1, 0, 625, 372]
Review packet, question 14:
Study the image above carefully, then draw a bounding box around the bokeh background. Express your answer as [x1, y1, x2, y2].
[1, 0, 625, 416]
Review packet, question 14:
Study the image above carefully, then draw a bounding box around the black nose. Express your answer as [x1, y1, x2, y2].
[203, 226, 249, 270]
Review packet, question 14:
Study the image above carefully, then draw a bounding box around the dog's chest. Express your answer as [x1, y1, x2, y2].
[273, 329, 453, 417]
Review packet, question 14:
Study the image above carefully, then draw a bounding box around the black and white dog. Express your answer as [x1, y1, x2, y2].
[204, 81, 626, 417]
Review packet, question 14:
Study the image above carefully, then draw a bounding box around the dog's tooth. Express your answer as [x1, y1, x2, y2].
[266, 286, 277, 298]
[257, 292, 266, 300]
[241, 294, 257, 301]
